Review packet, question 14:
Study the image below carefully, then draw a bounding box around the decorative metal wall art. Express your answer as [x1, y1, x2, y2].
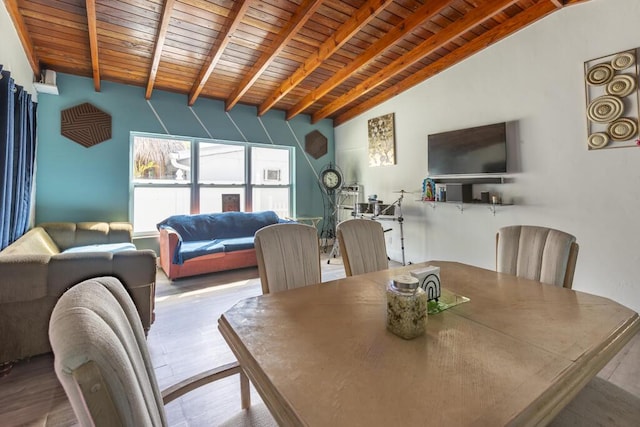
[61, 102, 112, 148]
[304, 130, 328, 159]
[368, 113, 396, 166]
[584, 48, 640, 150]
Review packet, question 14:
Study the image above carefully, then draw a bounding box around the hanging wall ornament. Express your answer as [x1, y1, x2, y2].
[611, 52, 635, 70]
[607, 118, 638, 141]
[586, 63, 614, 85]
[305, 130, 328, 159]
[587, 132, 610, 149]
[61, 102, 112, 148]
[584, 48, 640, 150]
[606, 74, 636, 97]
[586, 95, 624, 123]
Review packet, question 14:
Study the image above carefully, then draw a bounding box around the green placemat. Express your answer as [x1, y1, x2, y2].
[428, 288, 470, 314]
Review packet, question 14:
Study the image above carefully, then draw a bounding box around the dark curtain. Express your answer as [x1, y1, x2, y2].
[0, 65, 38, 250]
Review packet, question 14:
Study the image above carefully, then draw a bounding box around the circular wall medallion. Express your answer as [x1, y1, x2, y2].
[607, 118, 638, 141]
[606, 74, 637, 97]
[587, 95, 624, 123]
[586, 63, 614, 85]
[587, 132, 610, 149]
[611, 52, 636, 70]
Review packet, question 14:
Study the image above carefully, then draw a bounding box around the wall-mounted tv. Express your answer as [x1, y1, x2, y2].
[427, 122, 507, 176]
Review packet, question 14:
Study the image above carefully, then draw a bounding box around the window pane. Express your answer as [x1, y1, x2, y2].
[200, 187, 246, 213]
[133, 136, 191, 182]
[133, 187, 190, 233]
[199, 142, 245, 184]
[253, 187, 289, 218]
[251, 147, 290, 185]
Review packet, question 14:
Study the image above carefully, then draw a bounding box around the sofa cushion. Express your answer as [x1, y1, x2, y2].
[0, 228, 55, 302]
[171, 237, 256, 264]
[177, 240, 226, 264]
[221, 237, 255, 252]
[39, 222, 133, 251]
[0, 228, 60, 256]
[157, 211, 280, 241]
[112, 250, 158, 290]
[0, 255, 50, 302]
[63, 243, 137, 254]
[37, 222, 80, 250]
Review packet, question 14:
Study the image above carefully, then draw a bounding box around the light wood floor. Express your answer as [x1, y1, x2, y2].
[1, 255, 639, 426]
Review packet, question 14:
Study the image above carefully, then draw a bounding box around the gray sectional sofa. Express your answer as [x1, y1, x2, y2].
[0, 222, 157, 363]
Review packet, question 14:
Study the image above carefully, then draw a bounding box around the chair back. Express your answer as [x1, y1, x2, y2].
[337, 219, 388, 277]
[49, 276, 167, 426]
[496, 225, 579, 288]
[255, 223, 321, 294]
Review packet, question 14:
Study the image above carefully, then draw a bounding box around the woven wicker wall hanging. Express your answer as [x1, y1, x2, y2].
[584, 48, 639, 150]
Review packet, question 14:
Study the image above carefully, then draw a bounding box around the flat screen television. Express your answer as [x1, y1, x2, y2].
[427, 122, 507, 176]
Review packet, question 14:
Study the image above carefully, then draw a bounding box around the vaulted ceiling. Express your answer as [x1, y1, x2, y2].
[5, 0, 587, 126]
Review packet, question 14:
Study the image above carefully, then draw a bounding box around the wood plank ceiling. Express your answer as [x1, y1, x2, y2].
[6, 0, 587, 126]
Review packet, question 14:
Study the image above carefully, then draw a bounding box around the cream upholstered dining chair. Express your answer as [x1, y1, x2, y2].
[337, 218, 388, 277]
[49, 276, 274, 427]
[254, 223, 321, 294]
[496, 225, 579, 288]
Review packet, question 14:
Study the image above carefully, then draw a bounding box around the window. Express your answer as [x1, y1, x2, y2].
[251, 146, 291, 219]
[131, 133, 293, 235]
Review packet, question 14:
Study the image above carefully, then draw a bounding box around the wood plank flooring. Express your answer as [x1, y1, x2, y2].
[1, 255, 639, 426]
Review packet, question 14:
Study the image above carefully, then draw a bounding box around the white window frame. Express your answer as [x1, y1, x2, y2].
[130, 132, 295, 236]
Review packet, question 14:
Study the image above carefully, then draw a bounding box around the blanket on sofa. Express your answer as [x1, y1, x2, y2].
[157, 211, 282, 264]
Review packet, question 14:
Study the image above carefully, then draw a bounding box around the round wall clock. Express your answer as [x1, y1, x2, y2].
[321, 168, 342, 191]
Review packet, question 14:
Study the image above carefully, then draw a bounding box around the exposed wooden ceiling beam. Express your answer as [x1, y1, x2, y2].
[188, 0, 253, 106]
[285, 0, 452, 121]
[85, 0, 101, 92]
[9, 0, 591, 124]
[3, 0, 40, 77]
[550, 0, 591, 8]
[224, 0, 324, 112]
[257, 0, 394, 116]
[145, 0, 176, 100]
[312, 0, 520, 123]
[334, 0, 558, 126]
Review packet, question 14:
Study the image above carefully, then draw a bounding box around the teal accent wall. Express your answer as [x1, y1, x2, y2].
[35, 73, 334, 224]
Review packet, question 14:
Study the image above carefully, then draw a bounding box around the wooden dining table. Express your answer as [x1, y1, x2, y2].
[218, 261, 640, 426]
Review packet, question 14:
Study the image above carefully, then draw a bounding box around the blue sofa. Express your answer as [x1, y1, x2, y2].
[157, 211, 286, 279]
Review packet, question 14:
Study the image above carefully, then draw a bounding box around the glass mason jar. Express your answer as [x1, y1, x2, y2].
[386, 275, 428, 339]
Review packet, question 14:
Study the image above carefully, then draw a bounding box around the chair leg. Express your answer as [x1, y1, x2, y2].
[240, 370, 251, 409]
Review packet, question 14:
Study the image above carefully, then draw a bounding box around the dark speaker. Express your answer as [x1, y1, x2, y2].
[446, 183, 473, 203]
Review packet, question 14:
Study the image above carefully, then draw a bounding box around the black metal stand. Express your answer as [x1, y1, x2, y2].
[356, 191, 407, 266]
[320, 198, 336, 254]
[375, 191, 406, 266]
[326, 200, 340, 261]
[327, 188, 357, 263]
[327, 190, 409, 266]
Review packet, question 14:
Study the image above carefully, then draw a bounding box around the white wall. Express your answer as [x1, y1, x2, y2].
[0, 1, 36, 92]
[335, 0, 640, 312]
